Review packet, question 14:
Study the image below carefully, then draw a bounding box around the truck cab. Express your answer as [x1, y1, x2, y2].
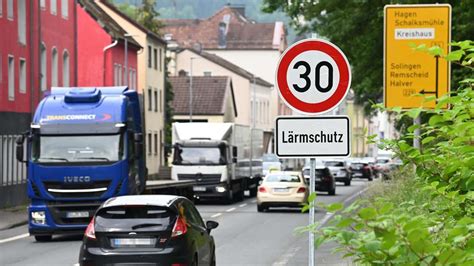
[16, 87, 145, 241]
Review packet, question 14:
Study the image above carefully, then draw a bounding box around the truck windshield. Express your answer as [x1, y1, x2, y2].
[32, 134, 124, 163]
[174, 146, 225, 165]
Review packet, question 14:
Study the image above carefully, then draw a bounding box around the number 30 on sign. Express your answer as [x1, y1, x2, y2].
[276, 39, 351, 115]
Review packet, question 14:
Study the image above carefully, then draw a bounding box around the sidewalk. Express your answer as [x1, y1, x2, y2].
[0, 206, 28, 231]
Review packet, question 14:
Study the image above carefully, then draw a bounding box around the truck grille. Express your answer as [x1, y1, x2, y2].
[47, 201, 102, 225]
[177, 174, 221, 185]
[43, 180, 111, 199]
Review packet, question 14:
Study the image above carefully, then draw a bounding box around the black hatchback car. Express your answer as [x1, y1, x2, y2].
[302, 166, 336, 195]
[350, 161, 373, 181]
[78, 195, 218, 266]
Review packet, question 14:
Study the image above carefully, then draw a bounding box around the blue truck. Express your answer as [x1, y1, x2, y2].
[16, 87, 193, 241]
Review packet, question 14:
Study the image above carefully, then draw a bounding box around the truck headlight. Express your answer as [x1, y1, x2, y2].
[31, 211, 46, 225]
[216, 186, 227, 193]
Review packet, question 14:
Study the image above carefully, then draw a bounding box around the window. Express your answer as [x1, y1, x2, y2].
[19, 58, 26, 93]
[203, 71, 211, 76]
[148, 133, 152, 155]
[132, 70, 136, 90]
[159, 48, 162, 72]
[147, 46, 152, 68]
[51, 48, 58, 86]
[129, 69, 133, 89]
[159, 89, 162, 112]
[147, 88, 152, 111]
[123, 66, 126, 86]
[153, 48, 157, 69]
[61, 0, 68, 19]
[0, 0, 3, 17]
[40, 0, 45, 9]
[7, 0, 13, 19]
[8, 55, 14, 100]
[18, 0, 26, 44]
[51, 0, 57, 15]
[154, 133, 158, 155]
[62, 50, 69, 86]
[40, 43, 47, 91]
[154, 89, 157, 112]
[159, 130, 163, 165]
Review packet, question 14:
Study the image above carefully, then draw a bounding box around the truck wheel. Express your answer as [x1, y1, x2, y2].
[35, 235, 52, 242]
[225, 189, 234, 204]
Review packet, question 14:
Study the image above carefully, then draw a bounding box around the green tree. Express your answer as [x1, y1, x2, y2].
[262, 0, 474, 114]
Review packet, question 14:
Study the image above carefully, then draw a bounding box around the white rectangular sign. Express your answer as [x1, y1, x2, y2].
[275, 116, 351, 158]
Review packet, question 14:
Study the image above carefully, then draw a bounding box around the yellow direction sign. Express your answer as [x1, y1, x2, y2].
[384, 4, 451, 109]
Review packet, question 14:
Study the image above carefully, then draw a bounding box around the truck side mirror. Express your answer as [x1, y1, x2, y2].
[16, 135, 26, 163]
[133, 133, 143, 159]
[232, 146, 237, 158]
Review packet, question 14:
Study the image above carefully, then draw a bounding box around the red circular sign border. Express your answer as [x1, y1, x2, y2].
[276, 39, 351, 114]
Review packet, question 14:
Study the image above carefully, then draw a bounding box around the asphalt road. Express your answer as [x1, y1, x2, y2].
[0, 179, 370, 266]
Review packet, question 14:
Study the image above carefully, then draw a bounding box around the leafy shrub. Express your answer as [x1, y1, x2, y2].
[305, 41, 474, 265]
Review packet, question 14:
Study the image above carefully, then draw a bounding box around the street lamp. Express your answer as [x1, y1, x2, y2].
[189, 57, 198, 122]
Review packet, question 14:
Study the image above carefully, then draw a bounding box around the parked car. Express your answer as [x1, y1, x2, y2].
[302, 166, 336, 195]
[349, 161, 373, 181]
[322, 159, 352, 186]
[257, 171, 308, 212]
[79, 195, 218, 266]
[262, 153, 282, 176]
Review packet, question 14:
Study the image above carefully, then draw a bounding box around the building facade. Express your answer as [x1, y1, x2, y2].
[96, 0, 168, 176]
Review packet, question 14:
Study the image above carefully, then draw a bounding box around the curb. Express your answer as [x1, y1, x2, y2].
[0, 219, 28, 231]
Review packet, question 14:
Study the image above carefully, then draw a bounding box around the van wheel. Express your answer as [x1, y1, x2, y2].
[35, 235, 52, 242]
[328, 188, 336, 195]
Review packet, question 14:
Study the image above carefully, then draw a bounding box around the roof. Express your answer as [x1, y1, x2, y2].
[78, 0, 141, 48]
[102, 195, 184, 209]
[181, 49, 273, 87]
[163, 6, 286, 50]
[97, 0, 167, 46]
[169, 76, 237, 116]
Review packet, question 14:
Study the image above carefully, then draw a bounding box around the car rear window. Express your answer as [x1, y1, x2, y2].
[266, 174, 301, 183]
[95, 206, 175, 230]
[324, 161, 344, 167]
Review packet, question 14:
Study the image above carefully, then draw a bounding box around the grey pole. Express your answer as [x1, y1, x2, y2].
[189, 58, 194, 123]
[414, 115, 421, 149]
[124, 36, 128, 86]
[250, 76, 256, 178]
[309, 158, 316, 266]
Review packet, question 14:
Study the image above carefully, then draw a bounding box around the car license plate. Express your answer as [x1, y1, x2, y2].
[193, 186, 206, 192]
[112, 238, 156, 247]
[66, 211, 89, 218]
[273, 188, 289, 193]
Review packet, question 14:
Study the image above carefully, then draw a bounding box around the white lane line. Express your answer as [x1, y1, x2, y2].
[272, 246, 301, 266]
[239, 203, 247, 208]
[317, 185, 371, 229]
[251, 200, 257, 203]
[211, 213, 222, 218]
[0, 233, 29, 244]
[225, 207, 236, 212]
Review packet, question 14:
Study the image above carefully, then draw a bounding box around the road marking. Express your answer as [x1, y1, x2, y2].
[251, 200, 257, 203]
[0, 233, 29, 244]
[317, 185, 371, 229]
[211, 213, 222, 218]
[239, 203, 247, 208]
[272, 246, 301, 266]
[225, 207, 236, 212]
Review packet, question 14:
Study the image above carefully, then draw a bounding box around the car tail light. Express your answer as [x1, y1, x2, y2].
[258, 187, 267, 193]
[297, 187, 306, 193]
[85, 219, 96, 240]
[171, 217, 187, 238]
[363, 165, 370, 170]
[322, 175, 331, 181]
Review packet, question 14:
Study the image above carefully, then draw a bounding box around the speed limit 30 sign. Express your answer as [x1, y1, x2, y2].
[276, 39, 351, 114]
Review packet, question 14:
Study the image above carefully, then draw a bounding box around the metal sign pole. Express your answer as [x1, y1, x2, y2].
[309, 157, 316, 266]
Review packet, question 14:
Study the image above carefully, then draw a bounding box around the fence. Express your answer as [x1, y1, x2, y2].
[1, 135, 27, 186]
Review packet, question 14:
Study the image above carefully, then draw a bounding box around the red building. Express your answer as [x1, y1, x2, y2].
[77, 1, 140, 88]
[0, 0, 77, 134]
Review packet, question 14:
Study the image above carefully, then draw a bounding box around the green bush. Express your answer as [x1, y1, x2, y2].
[305, 41, 474, 265]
